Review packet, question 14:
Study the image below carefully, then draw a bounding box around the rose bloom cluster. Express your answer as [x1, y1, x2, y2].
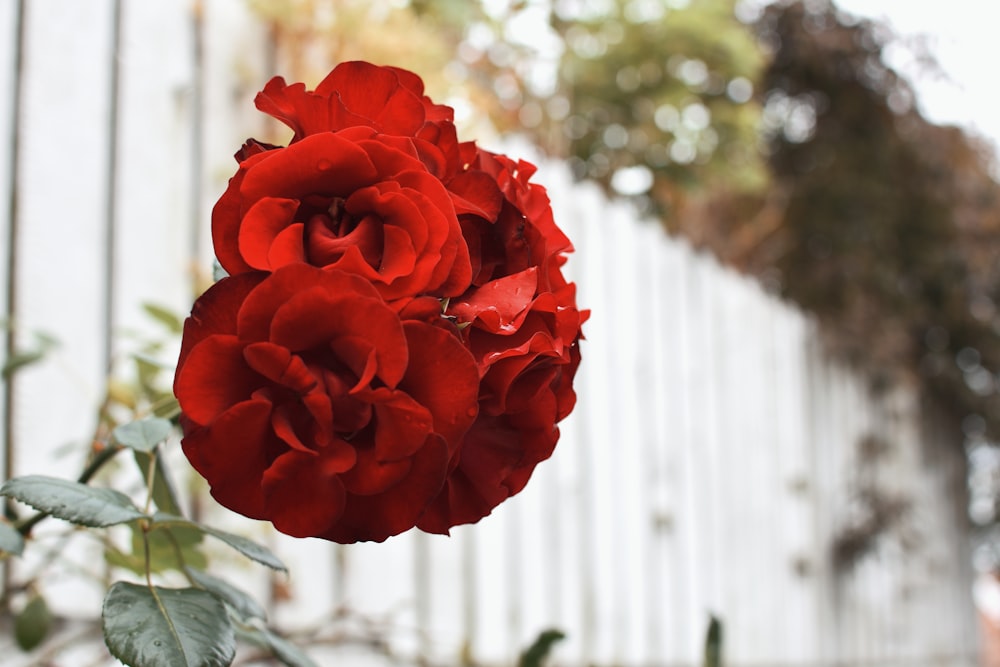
[173, 62, 586, 543]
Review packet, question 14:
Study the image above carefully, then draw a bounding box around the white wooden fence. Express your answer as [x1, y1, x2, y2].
[0, 1, 982, 665]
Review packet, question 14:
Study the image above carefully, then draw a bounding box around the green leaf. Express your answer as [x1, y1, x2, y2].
[212, 260, 229, 282]
[15, 594, 51, 651]
[151, 395, 181, 420]
[103, 582, 235, 667]
[254, 627, 318, 667]
[518, 628, 565, 667]
[0, 521, 25, 556]
[201, 526, 285, 572]
[1, 476, 145, 527]
[2, 350, 46, 379]
[153, 514, 286, 572]
[113, 417, 173, 452]
[184, 567, 266, 622]
[143, 302, 184, 334]
[703, 614, 723, 667]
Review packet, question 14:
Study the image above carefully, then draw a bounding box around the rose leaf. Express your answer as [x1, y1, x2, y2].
[113, 417, 173, 452]
[184, 567, 266, 622]
[102, 582, 235, 667]
[0, 475, 145, 527]
[15, 594, 51, 651]
[237, 626, 319, 667]
[0, 521, 24, 556]
[152, 513, 287, 572]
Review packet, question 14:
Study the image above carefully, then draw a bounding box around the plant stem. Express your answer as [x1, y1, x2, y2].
[142, 448, 157, 516]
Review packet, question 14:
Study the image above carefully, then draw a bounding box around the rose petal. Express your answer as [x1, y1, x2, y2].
[266, 222, 307, 268]
[322, 434, 449, 543]
[175, 335, 263, 426]
[181, 399, 275, 519]
[239, 133, 380, 205]
[448, 170, 504, 219]
[399, 322, 479, 447]
[261, 448, 350, 537]
[447, 268, 538, 332]
[369, 388, 434, 461]
[237, 197, 300, 270]
[315, 61, 426, 135]
[236, 264, 381, 341]
[339, 445, 412, 496]
[176, 273, 263, 372]
[268, 288, 408, 388]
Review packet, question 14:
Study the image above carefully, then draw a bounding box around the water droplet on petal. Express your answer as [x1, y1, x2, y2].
[317, 159, 333, 171]
[466, 407, 477, 418]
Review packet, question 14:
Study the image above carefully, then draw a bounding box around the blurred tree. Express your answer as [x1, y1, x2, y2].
[476, 0, 770, 241]
[750, 0, 1000, 441]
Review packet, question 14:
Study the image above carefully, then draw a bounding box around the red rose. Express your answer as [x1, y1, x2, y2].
[254, 61, 463, 181]
[213, 127, 472, 301]
[173, 264, 480, 543]
[447, 147, 573, 294]
[418, 268, 587, 532]
[179, 61, 586, 542]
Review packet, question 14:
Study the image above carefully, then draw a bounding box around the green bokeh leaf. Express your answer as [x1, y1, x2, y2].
[143, 302, 184, 334]
[704, 614, 723, 667]
[102, 582, 235, 667]
[0, 521, 25, 556]
[184, 567, 266, 622]
[113, 417, 173, 452]
[2, 350, 46, 379]
[15, 594, 51, 651]
[153, 514, 286, 572]
[1, 476, 145, 527]
[518, 628, 565, 667]
[151, 395, 181, 420]
[253, 627, 318, 667]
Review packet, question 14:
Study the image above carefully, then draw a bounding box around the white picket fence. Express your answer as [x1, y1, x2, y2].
[0, 1, 982, 665]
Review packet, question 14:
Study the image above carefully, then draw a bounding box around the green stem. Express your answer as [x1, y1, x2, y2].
[15, 445, 123, 536]
[142, 448, 157, 516]
[142, 522, 153, 588]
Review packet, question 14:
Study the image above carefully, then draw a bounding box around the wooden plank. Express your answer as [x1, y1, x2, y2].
[112, 0, 199, 349]
[0, 0, 21, 493]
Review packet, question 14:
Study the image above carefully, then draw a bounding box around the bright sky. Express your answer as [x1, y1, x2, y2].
[831, 0, 1000, 150]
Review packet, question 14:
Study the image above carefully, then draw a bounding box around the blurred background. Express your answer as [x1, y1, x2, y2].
[2, 0, 1000, 664]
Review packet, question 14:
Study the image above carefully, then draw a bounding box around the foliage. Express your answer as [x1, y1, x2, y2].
[0, 432, 308, 666]
[0, 307, 314, 666]
[539, 0, 768, 224]
[703, 614, 722, 667]
[743, 0, 1000, 441]
[518, 628, 565, 667]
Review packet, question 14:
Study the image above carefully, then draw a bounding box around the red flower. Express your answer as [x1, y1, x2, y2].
[177, 61, 585, 542]
[418, 268, 586, 532]
[214, 127, 471, 301]
[253, 61, 462, 181]
[174, 264, 480, 543]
